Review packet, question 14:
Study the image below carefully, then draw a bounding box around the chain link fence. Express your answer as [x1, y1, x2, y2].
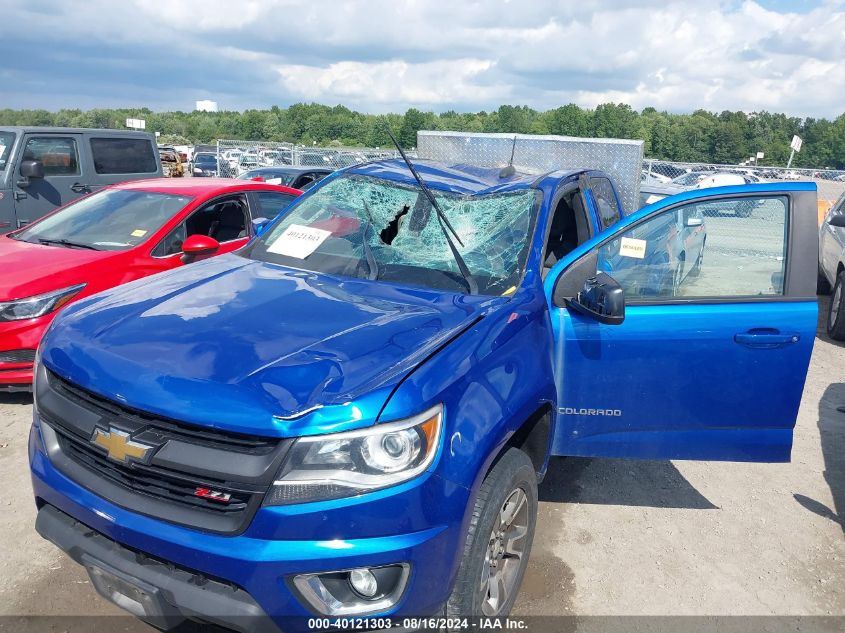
[209, 138, 844, 221]
[643, 159, 845, 221]
[212, 140, 404, 178]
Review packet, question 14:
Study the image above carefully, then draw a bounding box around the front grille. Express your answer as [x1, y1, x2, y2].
[0, 349, 36, 364]
[39, 370, 293, 534]
[54, 426, 254, 515]
[48, 370, 276, 454]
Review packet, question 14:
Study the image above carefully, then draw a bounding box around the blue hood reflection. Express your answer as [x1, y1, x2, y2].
[42, 255, 497, 437]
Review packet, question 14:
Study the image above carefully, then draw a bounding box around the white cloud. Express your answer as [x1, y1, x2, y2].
[1, 0, 843, 117]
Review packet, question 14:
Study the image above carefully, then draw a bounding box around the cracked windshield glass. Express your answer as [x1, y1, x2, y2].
[246, 174, 539, 295]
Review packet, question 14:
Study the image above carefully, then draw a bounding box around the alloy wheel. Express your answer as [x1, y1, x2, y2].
[479, 488, 529, 616]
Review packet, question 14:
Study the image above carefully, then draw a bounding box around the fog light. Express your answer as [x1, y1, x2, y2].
[291, 563, 410, 616]
[349, 568, 378, 598]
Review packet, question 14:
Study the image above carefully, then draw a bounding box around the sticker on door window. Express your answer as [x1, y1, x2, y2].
[267, 224, 331, 259]
[619, 237, 647, 259]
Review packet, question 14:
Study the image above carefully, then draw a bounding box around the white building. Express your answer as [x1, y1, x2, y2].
[195, 100, 218, 113]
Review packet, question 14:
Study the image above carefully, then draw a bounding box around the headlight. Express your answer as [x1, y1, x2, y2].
[264, 404, 443, 505]
[0, 284, 86, 322]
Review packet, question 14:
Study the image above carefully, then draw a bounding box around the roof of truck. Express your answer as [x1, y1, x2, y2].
[349, 159, 572, 196]
[0, 126, 153, 136]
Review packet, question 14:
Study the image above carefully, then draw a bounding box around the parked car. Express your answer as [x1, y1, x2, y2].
[158, 147, 184, 178]
[0, 127, 162, 230]
[236, 153, 263, 175]
[298, 149, 333, 166]
[0, 178, 301, 391]
[641, 169, 671, 185]
[639, 182, 685, 207]
[671, 172, 759, 216]
[237, 165, 333, 190]
[29, 150, 818, 628]
[818, 191, 845, 339]
[260, 149, 292, 166]
[191, 152, 220, 177]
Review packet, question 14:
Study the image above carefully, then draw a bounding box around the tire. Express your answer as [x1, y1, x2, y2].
[817, 268, 832, 295]
[446, 448, 538, 618]
[828, 272, 845, 341]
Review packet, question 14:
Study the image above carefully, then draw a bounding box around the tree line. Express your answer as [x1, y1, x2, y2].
[2, 103, 843, 169]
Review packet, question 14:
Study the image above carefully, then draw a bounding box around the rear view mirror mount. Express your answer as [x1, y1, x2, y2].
[564, 272, 625, 325]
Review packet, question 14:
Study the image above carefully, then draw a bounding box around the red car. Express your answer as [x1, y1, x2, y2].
[0, 178, 302, 391]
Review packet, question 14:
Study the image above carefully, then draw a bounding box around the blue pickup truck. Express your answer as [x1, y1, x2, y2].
[29, 151, 818, 630]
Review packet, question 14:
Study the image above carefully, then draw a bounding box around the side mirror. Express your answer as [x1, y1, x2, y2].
[180, 234, 220, 264]
[20, 160, 45, 178]
[564, 272, 625, 325]
[685, 216, 703, 227]
[829, 215, 845, 228]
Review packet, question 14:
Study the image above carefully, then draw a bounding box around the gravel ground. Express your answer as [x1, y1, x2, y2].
[0, 297, 841, 629]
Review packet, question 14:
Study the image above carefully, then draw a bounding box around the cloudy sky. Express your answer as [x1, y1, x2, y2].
[1, 0, 842, 118]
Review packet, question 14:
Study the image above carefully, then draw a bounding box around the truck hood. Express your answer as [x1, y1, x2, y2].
[42, 255, 496, 438]
[0, 235, 112, 299]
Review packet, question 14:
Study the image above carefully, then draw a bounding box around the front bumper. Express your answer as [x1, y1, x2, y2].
[30, 421, 468, 629]
[36, 503, 271, 632]
[0, 315, 51, 388]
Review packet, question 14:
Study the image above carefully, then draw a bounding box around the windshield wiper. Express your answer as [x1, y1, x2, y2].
[360, 200, 379, 281]
[38, 238, 101, 251]
[384, 127, 478, 294]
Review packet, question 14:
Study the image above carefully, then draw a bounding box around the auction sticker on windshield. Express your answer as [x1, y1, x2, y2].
[267, 224, 331, 259]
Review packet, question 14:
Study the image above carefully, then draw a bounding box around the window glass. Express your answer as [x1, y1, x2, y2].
[12, 189, 192, 251]
[597, 196, 788, 300]
[237, 168, 294, 185]
[829, 192, 845, 218]
[22, 137, 79, 175]
[255, 192, 296, 219]
[245, 174, 539, 295]
[153, 195, 248, 257]
[0, 131, 14, 171]
[591, 177, 621, 229]
[90, 138, 158, 174]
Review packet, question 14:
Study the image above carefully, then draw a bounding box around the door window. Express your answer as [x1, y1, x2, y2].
[294, 174, 316, 190]
[90, 138, 158, 174]
[152, 195, 249, 257]
[254, 191, 297, 219]
[590, 177, 621, 229]
[22, 137, 80, 175]
[597, 196, 788, 300]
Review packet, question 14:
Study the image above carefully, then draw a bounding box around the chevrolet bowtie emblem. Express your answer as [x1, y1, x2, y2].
[91, 427, 153, 464]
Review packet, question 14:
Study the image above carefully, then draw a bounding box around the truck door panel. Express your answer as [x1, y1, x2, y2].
[13, 133, 84, 227]
[545, 185, 818, 462]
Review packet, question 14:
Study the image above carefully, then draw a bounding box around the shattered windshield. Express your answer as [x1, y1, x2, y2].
[244, 174, 539, 295]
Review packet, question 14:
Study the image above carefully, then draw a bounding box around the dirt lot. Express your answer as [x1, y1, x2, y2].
[0, 297, 842, 629]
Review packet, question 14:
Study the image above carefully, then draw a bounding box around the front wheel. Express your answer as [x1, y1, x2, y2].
[828, 272, 845, 341]
[447, 448, 538, 617]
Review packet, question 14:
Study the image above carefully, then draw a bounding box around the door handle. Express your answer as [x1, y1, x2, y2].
[734, 329, 800, 349]
[70, 183, 91, 194]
